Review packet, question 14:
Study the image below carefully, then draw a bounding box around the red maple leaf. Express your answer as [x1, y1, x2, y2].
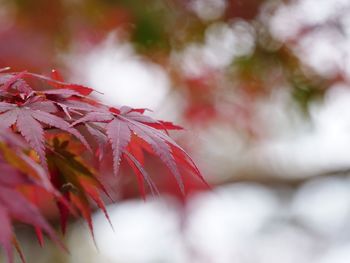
[0, 70, 208, 262]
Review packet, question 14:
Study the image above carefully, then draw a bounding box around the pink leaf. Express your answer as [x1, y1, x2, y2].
[106, 118, 131, 176]
[16, 110, 47, 171]
[0, 110, 17, 129]
[0, 206, 13, 263]
[31, 110, 91, 152]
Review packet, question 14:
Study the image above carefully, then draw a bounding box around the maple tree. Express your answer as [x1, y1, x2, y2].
[1, 0, 348, 261]
[0, 68, 206, 262]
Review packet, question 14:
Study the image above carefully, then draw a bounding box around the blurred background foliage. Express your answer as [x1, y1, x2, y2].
[2, 0, 350, 262]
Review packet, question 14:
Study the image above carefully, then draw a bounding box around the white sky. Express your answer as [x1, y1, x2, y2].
[65, 35, 171, 110]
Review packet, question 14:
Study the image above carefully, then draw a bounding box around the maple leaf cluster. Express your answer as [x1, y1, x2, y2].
[0, 68, 206, 262]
